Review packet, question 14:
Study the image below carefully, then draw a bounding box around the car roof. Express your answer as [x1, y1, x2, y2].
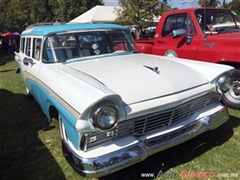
[21, 23, 127, 37]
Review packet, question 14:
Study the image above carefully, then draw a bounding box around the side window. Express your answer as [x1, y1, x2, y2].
[25, 38, 31, 57]
[32, 38, 42, 60]
[42, 37, 53, 62]
[109, 32, 130, 52]
[78, 33, 112, 55]
[20, 38, 25, 53]
[161, 13, 196, 37]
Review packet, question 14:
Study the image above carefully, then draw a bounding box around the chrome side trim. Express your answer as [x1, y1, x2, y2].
[62, 105, 229, 178]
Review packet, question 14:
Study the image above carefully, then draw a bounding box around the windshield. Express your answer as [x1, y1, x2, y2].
[42, 29, 139, 63]
[194, 9, 240, 34]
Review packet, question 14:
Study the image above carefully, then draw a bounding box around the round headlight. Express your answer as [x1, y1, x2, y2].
[91, 105, 118, 131]
[217, 73, 233, 93]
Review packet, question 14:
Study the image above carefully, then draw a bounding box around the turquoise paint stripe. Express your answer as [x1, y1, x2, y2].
[26, 78, 80, 150]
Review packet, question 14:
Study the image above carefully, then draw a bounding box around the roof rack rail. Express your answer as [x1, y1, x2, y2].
[26, 22, 67, 29]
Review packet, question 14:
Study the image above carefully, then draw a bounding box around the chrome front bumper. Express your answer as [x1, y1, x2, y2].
[62, 105, 229, 178]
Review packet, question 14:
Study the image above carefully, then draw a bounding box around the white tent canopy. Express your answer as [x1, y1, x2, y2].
[69, 5, 161, 24]
[69, 5, 120, 23]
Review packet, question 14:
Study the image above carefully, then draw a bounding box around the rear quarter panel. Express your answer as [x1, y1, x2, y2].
[135, 39, 154, 54]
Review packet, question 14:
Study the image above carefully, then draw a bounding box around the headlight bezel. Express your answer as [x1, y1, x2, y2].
[216, 73, 233, 93]
[91, 104, 119, 131]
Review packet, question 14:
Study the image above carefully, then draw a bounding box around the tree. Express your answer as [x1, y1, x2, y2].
[198, 0, 221, 7]
[197, 0, 240, 14]
[225, 0, 240, 14]
[0, 0, 10, 33]
[0, 0, 104, 33]
[49, 0, 104, 22]
[116, 0, 169, 28]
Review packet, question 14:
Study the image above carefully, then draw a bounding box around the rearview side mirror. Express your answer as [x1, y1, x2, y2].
[172, 29, 186, 38]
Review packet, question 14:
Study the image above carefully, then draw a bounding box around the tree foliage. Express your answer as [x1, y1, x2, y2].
[0, 0, 103, 33]
[1, 0, 240, 33]
[198, 0, 221, 7]
[227, 0, 240, 14]
[116, 0, 170, 27]
[197, 0, 240, 14]
[182, 0, 240, 14]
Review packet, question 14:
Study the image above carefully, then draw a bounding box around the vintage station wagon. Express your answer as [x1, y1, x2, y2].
[15, 23, 234, 177]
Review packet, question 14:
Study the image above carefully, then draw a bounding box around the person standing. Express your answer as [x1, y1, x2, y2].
[9, 37, 16, 52]
[53, 18, 61, 25]
[2, 38, 9, 53]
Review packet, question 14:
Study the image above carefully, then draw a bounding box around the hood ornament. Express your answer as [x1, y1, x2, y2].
[143, 65, 160, 74]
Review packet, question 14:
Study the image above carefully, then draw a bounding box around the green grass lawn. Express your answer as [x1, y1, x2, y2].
[0, 53, 239, 180]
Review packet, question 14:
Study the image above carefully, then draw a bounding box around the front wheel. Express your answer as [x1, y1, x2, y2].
[221, 69, 240, 110]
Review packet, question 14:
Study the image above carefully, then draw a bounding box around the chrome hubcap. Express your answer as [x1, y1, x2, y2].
[227, 79, 240, 101]
[233, 82, 240, 95]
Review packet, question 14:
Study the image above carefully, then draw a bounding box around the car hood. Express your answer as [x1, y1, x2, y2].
[65, 54, 208, 104]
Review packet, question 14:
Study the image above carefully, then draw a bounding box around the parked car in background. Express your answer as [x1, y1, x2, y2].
[135, 8, 240, 110]
[143, 28, 156, 38]
[15, 23, 234, 177]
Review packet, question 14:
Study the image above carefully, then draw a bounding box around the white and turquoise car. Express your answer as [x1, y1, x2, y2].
[15, 23, 234, 177]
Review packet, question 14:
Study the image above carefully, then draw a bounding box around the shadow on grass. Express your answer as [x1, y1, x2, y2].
[0, 69, 18, 73]
[100, 112, 240, 180]
[0, 88, 67, 180]
[0, 52, 14, 66]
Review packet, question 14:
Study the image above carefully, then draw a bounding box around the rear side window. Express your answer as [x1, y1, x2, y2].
[20, 38, 25, 53]
[32, 38, 42, 60]
[25, 38, 31, 57]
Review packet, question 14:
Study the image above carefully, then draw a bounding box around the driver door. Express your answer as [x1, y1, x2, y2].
[152, 13, 199, 60]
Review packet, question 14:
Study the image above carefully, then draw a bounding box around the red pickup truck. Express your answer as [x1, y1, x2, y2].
[135, 8, 240, 110]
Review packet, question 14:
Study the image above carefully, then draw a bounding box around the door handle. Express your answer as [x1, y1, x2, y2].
[23, 58, 35, 66]
[158, 40, 165, 43]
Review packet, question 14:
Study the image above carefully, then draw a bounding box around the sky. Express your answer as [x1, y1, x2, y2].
[103, 0, 192, 9]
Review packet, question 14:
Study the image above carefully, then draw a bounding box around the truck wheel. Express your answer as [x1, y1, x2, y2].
[221, 69, 240, 110]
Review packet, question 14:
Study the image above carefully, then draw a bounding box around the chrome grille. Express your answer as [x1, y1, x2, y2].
[83, 92, 221, 151]
[133, 110, 172, 135]
[132, 92, 220, 135]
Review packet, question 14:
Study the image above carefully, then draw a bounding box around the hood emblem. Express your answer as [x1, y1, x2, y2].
[143, 65, 160, 74]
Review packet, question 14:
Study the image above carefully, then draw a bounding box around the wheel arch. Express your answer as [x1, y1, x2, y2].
[217, 62, 240, 110]
[49, 105, 58, 122]
[216, 61, 240, 70]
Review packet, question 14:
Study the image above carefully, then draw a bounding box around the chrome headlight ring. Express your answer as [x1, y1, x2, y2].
[91, 104, 119, 131]
[217, 73, 233, 93]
